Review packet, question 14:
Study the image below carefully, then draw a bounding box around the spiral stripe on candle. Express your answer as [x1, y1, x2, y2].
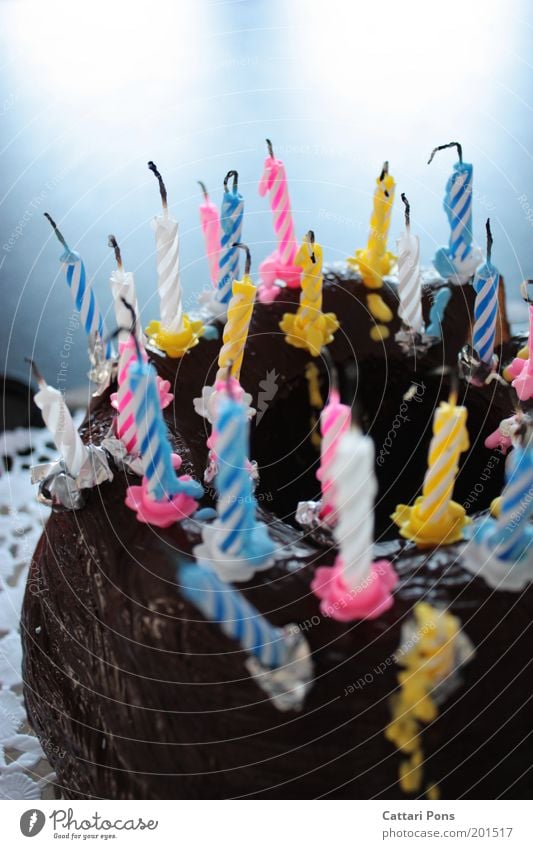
[154, 217, 183, 333]
[216, 279, 256, 383]
[179, 563, 288, 668]
[270, 165, 297, 265]
[319, 397, 351, 520]
[216, 415, 249, 554]
[34, 386, 88, 477]
[420, 414, 464, 521]
[332, 433, 377, 588]
[473, 266, 498, 363]
[216, 195, 244, 304]
[446, 166, 473, 263]
[116, 341, 145, 453]
[65, 259, 111, 358]
[397, 234, 423, 331]
[494, 449, 533, 560]
[111, 271, 141, 344]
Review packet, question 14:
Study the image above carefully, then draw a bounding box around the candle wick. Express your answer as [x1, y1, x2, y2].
[233, 242, 251, 276]
[306, 230, 316, 264]
[224, 169, 239, 193]
[198, 180, 209, 202]
[401, 193, 410, 230]
[379, 161, 389, 182]
[427, 141, 463, 166]
[148, 161, 168, 211]
[449, 370, 460, 407]
[108, 234, 123, 271]
[225, 363, 235, 397]
[119, 297, 141, 358]
[44, 212, 71, 253]
[266, 138, 274, 159]
[25, 357, 46, 389]
[485, 218, 493, 264]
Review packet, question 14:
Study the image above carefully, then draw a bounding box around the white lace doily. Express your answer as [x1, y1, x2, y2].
[0, 423, 66, 799]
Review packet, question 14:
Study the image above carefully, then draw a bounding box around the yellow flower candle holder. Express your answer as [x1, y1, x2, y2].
[145, 314, 204, 358]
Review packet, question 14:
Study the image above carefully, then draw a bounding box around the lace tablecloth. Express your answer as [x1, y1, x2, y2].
[0, 424, 65, 799]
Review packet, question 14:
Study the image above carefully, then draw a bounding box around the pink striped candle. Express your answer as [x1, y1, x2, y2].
[198, 181, 221, 286]
[317, 388, 351, 526]
[116, 338, 147, 454]
[259, 140, 298, 266]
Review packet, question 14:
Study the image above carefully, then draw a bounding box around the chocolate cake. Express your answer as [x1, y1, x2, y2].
[22, 268, 532, 800]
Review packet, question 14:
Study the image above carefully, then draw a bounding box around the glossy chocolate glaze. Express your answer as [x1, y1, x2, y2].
[22, 269, 533, 799]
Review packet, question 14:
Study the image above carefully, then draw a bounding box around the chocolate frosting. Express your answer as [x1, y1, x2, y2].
[22, 269, 533, 799]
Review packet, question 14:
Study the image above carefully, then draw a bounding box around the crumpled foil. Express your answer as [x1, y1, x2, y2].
[31, 445, 113, 510]
[397, 614, 476, 706]
[87, 332, 117, 396]
[295, 500, 324, 529]
[458, 344, 501, 387]
[101, 435, 144, 476]
[395, 326, 439, 355]
[246, 626, 314, 712]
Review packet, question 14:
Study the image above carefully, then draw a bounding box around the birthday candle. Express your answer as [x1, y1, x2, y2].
[129, 356, 198, 503]
[108, 236, 141, 344]
[396, 194, 424, 332]
[148, 161, 184, 334]
[116, 337, 147, 454]
[392, 387, 470, 546]
[317, 388, 351, 526]
[259, 139, 298, 267]
[33, 367, 88, 477]
[280, 232, 339, 356]
[178, 562, 289, 669]
[312, 426, 398, 620]
[216, 245, 256, 383]
[489, 442, 533, 561]
[472, 220, 499, 364]
[216, 170, 244, 305]
[44, 214, 112, 359]
[198, 181, 221, 286]
[428, 142, 482, 282]
[214, 393, 265, 558]
[352, 162, 396, 289]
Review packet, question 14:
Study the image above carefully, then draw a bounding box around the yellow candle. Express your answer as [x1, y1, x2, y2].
[350, 161, 396, 290]
[280, 232, 338, 357]
[392, 389, 470, 546]
[216, 273, 256, 383]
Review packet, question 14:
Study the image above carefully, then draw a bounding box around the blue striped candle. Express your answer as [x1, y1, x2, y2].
[215, 170, 244, 305]
[472, 221, 499, 364]
[428, 144, 480, 281]
[490, 443, 533, 562]
[45, 214, 112, 359]
[178, 561, 289, 668]
[129, 357, 203, 502]
[214, 392, 274, 565]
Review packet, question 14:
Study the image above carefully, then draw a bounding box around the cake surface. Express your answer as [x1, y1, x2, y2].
[22, 268, 532, 800]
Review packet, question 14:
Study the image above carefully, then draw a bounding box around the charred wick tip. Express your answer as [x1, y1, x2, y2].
[233, 242, 251, 275]
[427, 141, 463, 166]
[486, 218, 493, 263]
[306, 230, 316, 263]
[266, 138, 274, 158]
[25, 357, 45, 387]
[148, 160, 168, 208]
[401, 193, 410, 228]
[198, 181, 208, 201]
[379, 161, 389, 181]
[224, 170, 239, 192]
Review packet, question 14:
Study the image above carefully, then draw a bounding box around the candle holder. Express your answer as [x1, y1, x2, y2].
[395, 325, 441, 356]
[458, 343, 500, 387]
[245, 627, 313, 712]
[87, 331, 117, 396]
[31, 444, 113, 510]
